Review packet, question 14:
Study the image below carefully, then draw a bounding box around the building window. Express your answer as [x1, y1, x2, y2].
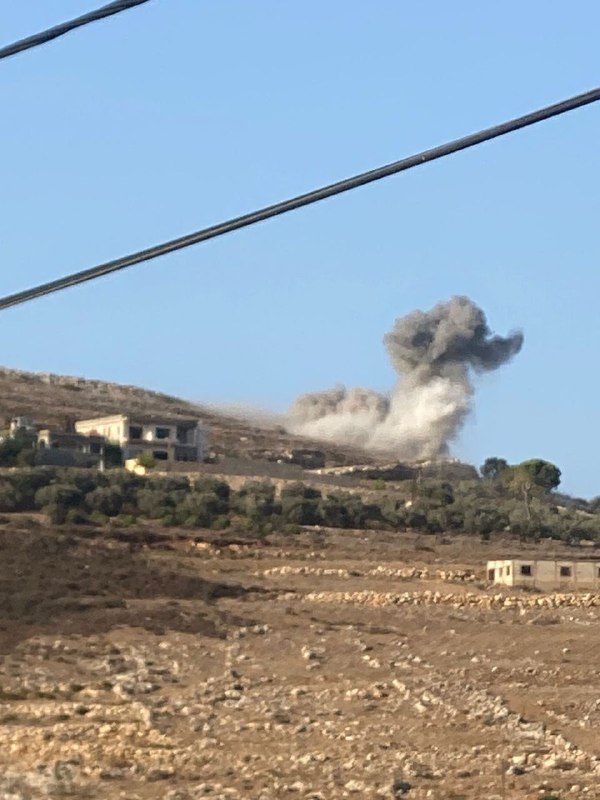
[153, 450, 169, 461]
[520, 564, 532, 576]
[176, 425, 189, 443]
[488, 569, 495, 580]
[89, 443, 102, 454]
[498, 567, 503, 576]
[506, 566, 511, 576]
[155, 427, 171, 440]
[560, 566, 572, 578]
[129, 425, 143, 440]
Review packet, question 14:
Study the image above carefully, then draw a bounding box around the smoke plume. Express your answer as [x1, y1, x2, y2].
[287, 296, 523, 460]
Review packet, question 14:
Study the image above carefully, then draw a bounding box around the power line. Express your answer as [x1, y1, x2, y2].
[0, 0, 151, 62]
[1, 85, 600, 312]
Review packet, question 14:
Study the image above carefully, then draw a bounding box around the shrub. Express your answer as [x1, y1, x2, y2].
[105, 472, 145, 503]
[281, 497, 322, 526]
[233, 482, 278, 520]
[35, 483, 83, 510]
[59, 469, 105, 494]
[136, 452, 156, 470]
[135, 489, 172, 519]
[0, 431, 36, 467]
[147, 476, 189, 493]
[116, 513, 136, 526]
[194, 477, 230, 502]
[280, 482, 321, 501]
[65, 508, 89, 525]
[0, 482, 23, 512]
[318, 492, 376, 529]
[86, 487, 123, 517]
[89, 510, 109, 525]
[210, 516, 230, 531]
[8, 468, 55, 509]
[173, 491, 223, 527]
[416, 481, 455, 506]
[46, 503, 68, 524]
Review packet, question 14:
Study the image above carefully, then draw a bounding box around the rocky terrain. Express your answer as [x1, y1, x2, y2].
[0, 517, 599, 799]
[0, 367, 374, 466]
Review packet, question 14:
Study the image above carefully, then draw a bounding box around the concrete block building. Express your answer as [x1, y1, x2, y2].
[75, 414, 208, 465]
[487, 559, 600, 591]
[36, 429, 105, 467]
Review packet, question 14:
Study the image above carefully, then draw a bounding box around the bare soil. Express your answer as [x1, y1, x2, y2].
[1, 519, 599, 799]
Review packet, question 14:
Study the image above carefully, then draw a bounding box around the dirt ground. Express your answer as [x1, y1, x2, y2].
[0, 519, 599, 799]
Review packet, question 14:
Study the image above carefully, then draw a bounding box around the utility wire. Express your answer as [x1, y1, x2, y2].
[1, 85, 600, 312]
[0, 0, 151, 61]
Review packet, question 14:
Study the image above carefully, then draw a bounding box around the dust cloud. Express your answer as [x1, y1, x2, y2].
[287, 296, 523, 460]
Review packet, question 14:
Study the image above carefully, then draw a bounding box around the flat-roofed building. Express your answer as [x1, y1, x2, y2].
[36, 429, 105, 467]
[487, 559, 600, 591]
[75, 414, 207, 465]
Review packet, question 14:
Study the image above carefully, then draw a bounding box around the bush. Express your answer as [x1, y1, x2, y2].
[135, 488, 173, 519]
[173, 491, 224, 527]
[8, 468, 55, 509]
[89, 510, 109, 525]
[116, 513, 136, 526]
[147, 476, 189, 493]
[281, 497, 322, 526]
[85, 487, 123, 517]
[59, 469, 105, 494]
[105, 472, 145, 503]
[136, 452, 156, 470]
[210, 516, 230, 531]
[233, 482, 278, 520]
[280, 482, 321, 501]
[319, 494, 355, 528]
[65, 508, 89, 525]
[0, 483, 22, 512]
[0, 431, 36, 467]
[46, 503, 68, 524]
[194, 477, 230, 502]
[35, 483, 83, 510]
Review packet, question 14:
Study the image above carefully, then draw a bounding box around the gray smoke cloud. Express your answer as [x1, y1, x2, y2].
[287, 296, 523, 460]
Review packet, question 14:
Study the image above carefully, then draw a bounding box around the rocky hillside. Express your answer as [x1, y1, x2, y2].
[0, 367, 375, 467]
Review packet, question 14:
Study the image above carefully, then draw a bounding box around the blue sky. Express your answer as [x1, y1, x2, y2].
[1, 1, 599, 497]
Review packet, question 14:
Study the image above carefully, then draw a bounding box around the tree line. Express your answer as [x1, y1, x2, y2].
[0, 459, 597, 543]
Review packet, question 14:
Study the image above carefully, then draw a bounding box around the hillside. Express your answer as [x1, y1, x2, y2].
[0, 367, 377, 467]
[1, 519, 600, 799]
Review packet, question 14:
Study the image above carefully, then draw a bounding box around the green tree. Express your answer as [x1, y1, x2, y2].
[464, 506, 508, 537]
[281, 497, 322, 526]
[506, 459, 561, 522]
[0, 429, 37, 467]
[480, 457, 508, 480]
[518, 459, 561, 491]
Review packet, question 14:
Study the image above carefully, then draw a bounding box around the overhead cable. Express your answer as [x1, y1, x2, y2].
[1, 85, 600, 311]
[0, 0, 151, 61]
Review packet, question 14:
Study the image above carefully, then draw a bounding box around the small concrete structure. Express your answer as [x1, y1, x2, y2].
[487, 559, 600, 591]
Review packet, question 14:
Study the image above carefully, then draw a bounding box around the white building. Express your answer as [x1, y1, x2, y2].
[75, 414, 208, 465]
[487, 559, 600, 591]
